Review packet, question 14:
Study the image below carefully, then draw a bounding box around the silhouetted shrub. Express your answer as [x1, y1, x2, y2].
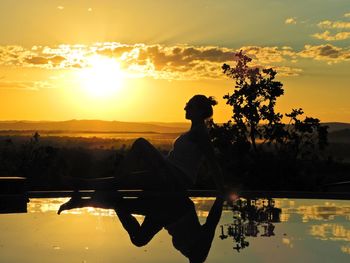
[209, 52, 329, 190]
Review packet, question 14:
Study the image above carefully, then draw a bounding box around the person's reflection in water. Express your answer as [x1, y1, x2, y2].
[58, 192, 223, 263]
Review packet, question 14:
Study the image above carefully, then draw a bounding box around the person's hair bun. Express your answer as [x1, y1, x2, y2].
[207, 96, 218, 106]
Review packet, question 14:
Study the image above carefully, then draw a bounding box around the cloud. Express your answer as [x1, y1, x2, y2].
[96, 44, 137, 58]
[25, 56, 49, 65]
[313, 15, 350, 42]
[312, 30, 350, 41]
[0, 81, 34, 90]
[240, 46, 297, 64]
[274, 66, 302, 77]
[24, 55, 66, 66]
[0, 43, 240, 79]
[57, 6, 64, 10]
[0, 45, 36, 66]
[0, 80, 52, 90]
[285, 17, 297, 25]
[298, 44, 350, 64]
[136, 45, 237, 68]
[1, 42, 349, 80]
[318, 20, 350, 29]
[132, 45, 301, 78]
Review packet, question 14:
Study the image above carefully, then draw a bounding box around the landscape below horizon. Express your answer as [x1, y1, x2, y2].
[1, 120, 350, 143]
[1, 119, 350, 166]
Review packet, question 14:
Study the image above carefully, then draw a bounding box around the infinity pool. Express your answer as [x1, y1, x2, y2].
[1, 198, 350, 263]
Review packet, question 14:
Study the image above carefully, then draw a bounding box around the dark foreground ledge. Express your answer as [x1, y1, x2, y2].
[26, 189, 350, 200]
[2, 177, 350, 214]
[2, 176, 350, 200]
[4, 189, 350, 214]
[2, 189, 350, 214]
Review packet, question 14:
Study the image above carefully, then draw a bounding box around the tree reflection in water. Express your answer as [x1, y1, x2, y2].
[220, 198, 281, 252]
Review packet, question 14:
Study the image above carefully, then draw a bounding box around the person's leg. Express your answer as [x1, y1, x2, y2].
[116, 210, 163, 247]
[61, 138, 172, 190]
[57, 191, 157, 215]
[57, 190, 123, 214]
[114, 138, 173, 189]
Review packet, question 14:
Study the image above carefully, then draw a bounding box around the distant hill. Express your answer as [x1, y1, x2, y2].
[0, 120, 189, 133]
[323, 122, 350, 133]
[320, 123, 350, 143]
[328, 128, 350, 143]
[0, 120, 349, 136]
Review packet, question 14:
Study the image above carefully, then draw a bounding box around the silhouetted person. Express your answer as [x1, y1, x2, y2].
[58, 95, 226, 261]
[58, 191, 223, 263]
[64, 94, 224, 193]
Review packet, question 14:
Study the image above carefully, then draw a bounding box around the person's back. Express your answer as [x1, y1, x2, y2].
[166, 128, 206, 185]
[167, 126, 209, 184]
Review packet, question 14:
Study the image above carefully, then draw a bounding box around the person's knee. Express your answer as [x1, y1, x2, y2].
[131, 237, 148, 247]
[133, 137, 150, 148]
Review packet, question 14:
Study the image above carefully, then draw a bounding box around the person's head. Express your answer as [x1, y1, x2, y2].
[170, 196, 223, 263]
[185, 95, 217, 121]
[172, 227, 214, 263]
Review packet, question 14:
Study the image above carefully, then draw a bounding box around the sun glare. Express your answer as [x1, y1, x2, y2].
[77, 55, 125, 98]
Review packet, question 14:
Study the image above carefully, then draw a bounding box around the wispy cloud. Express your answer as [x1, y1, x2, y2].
[57, 6, 64, 10]
[240, 46, 297, 64]
[285, 17, 297, 25]
[299, 44, 350, 64]
[312, 31, 350, 41]
[1, 42, 349, 80]
[318, 20, 350, 29]
[311, 14, 350, 42]
[0, 80, 52, 90]
[24, 55, 66, 67]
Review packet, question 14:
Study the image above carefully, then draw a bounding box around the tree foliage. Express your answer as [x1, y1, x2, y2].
[221, 51, 284, 152]
[209, 51, 329, 190]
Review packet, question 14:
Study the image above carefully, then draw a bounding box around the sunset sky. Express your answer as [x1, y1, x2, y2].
[0, 0, 349, 123]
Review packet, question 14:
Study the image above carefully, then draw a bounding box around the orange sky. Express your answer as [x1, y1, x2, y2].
[0, 1, 349, 123]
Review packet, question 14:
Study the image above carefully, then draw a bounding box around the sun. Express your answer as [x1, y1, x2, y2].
[77, 55, 125, 98]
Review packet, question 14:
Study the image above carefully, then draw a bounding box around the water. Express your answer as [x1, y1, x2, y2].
[1, 198, 350, 262]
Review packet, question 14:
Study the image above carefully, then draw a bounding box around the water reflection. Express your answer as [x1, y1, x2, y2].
[342, 245, 350, 255]
[28, 198, 117, 217]
[2, 197, 350, 262]
[310, 223, 350, 241]
[57, 192, 223, 263]
[220, 198, 281, 252]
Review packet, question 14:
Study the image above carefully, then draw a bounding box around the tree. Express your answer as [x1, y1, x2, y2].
[281, 108, 328, 161]
[221, 51, 284, 152]
[209, 51, 328, 189]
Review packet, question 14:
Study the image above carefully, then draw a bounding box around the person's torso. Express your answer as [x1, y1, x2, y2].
[166, 131, 205, 184]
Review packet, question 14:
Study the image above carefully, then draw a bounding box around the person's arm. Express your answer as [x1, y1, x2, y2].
[192, 129, 225, 194]
[191, 197, 224, 262]
[203, 196, 224, 228]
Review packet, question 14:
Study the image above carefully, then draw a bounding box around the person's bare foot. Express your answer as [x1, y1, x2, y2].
[57, 191, 82, 215]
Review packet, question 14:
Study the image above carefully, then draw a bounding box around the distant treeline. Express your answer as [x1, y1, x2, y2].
[0, 134, 172, 190]
[0, 133, 350, 191]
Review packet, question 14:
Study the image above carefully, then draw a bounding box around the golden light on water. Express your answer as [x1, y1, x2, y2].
[2, 198, 350, 261]
[77, 55, 125, 98]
